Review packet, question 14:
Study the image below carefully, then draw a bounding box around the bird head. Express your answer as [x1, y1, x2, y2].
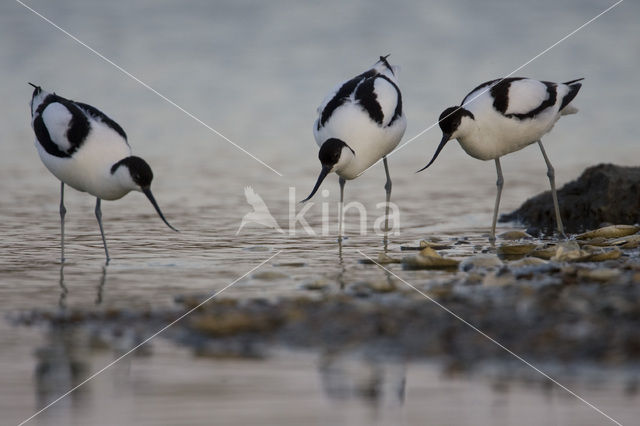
[110, 156, 178, 231]
[301, 138, 354, 202]
[28, 82, 50, 118]
[417, 106, 474, 172]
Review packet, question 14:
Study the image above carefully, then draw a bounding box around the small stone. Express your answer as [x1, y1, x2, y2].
[300, 279, 330, 290]
[498, 230, 532, 240]
[419, 246, 441, 258]
[587, 247, 622, 262]
[419, 240, 451, 250]
[377, 253, 401, 264]
[252, 271, 289, 280]
[551, 241, 591, 262]
[402, 253, 460, 270]
[508, 257, 548, 267]
[482, 268, 516, 287]
[577, 268, 622, 283]
[608, 234, 640, 248]
[498, 243, 536, 256]
[576, 237, 609, 247]
[576, 225, 640, 240]
[530, 245, 557, 260]
[459, 254, 503, 272]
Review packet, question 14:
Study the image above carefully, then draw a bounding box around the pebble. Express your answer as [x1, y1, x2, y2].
[577, 268, 622, 283]
[498, 230, 532, 240]
[586, 247, 622, 262]
[252, 271, 289, 280]
[530, 245, 557, 260]
[482, 268, 516, 287]
[377, 253, 402, 264]
[402, 250, 460, 270]
[419, 240, 452, 250]
[576, 225, 640, 240]
[551, 241, 591, 262]
[459, 254, 503, 272]
[497, 243, 536, 256]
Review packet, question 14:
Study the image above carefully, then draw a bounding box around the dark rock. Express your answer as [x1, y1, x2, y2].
[501, 164, 640, 234]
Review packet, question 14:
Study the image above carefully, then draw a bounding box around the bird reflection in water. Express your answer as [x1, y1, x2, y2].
[58, 264, 108, 309]
[318, 351, 407, 422]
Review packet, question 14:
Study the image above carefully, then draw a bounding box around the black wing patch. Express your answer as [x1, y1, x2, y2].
[76, 102, 127, 140]
[33, 114, 69, 158]
[34, 94, 90, 157]
[319, 69, 376, 129]
[354, 77, 384, 125]
[59, 100, 90, 150]
[489, 78, 526, 114]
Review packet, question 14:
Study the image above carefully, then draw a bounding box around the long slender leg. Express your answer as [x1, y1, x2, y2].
[59, 182, 66, 264]
[338, 177, 346, 241]
[490, 158, 504, 243]
[537, 140, 565, 236]
[95, 198, 110, 264]
[383, 156, 392, 252]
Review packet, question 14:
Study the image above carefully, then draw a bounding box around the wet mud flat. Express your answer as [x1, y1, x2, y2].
[12, 225, 640, 374]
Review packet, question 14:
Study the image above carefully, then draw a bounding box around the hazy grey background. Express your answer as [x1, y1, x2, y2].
[1, 1, 639, 425]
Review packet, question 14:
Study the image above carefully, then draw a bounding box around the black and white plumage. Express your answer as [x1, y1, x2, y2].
[419, 77, 583, 240]
[29, 83, 177, 263]
[302, 56, 407, 240]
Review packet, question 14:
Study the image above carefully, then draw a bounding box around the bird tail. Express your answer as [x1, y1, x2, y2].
[559, 79, 583, 114]
[562, 78, 584, 85]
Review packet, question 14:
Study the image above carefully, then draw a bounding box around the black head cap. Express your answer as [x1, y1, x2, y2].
[318, 138, 353, 167]
[301, 139, 354, 203]
[438, 106, 474, 136]
[111, 156, 153, 187]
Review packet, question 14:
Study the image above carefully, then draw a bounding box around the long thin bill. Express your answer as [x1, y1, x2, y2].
[416, 133, 450, 173]
[143, 188, 179, 232]
[301, 166, 330, 203]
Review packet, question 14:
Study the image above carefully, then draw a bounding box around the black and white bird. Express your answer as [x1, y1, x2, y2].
[302, 56, 407, 238]
[29, 83, 177, 264]
[418, 77, 583, 240]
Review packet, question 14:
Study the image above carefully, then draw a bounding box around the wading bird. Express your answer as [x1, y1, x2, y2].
[29, 83, 177, 263]
[418, 77, 583, 241]
[302, 56, 407, 240]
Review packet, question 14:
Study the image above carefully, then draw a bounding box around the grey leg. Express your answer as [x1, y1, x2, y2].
[383, 157, 392, 252]
[537, 140, 565, 237]
[59, 182, 66, 264]
[490, 158, 504, 243]
[95, 198, 110, 264]
[338, 177, 346, 241]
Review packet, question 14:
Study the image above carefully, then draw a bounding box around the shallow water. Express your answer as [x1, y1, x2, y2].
[1, 0, 640, 425]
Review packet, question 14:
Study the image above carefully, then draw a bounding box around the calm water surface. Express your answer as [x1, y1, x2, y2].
[1, 0, 639, 425]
